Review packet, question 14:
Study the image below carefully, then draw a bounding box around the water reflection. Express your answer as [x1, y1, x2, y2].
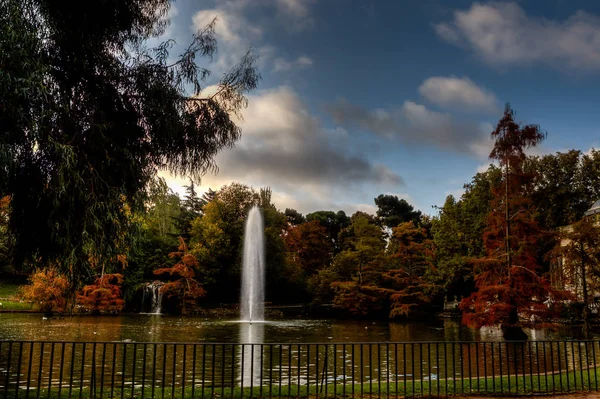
[0, 313, 596, 343]
[239, 322, 264, 388]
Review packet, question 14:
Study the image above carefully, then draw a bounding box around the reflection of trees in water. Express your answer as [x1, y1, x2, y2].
[1, 338, 600, 394]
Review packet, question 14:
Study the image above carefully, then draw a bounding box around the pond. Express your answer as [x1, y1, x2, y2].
[0, 314, 597, 396]
[0, 312, 590, 343]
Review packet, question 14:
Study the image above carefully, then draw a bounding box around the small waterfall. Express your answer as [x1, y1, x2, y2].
[143, 281, 164, 314]
[240, 206, 265, 322]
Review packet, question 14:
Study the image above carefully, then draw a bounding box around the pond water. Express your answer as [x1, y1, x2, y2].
[0, 313, 589, 343]
[0, 314, 597, 394]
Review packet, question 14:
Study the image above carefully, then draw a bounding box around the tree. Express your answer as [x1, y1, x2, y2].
[460, 104, 565, 340]
[329, 213, 387, 316]
[77, 274, 125, 314]
[375, 195, 422, 229]
[189, 183, 294, 304]
[285, 220, 333, 275]
[0, 0, 260, 286]
[284, 208, 306, 226]
[526, 150, 588, 230]
[383, 222, 438, 318]
[0, 196, 14, 274]
[20, 267, 70, 315]
[154, 238, 206, 314]
[145, 177, 182, 245]
[173, 180, 206, 242]
[306, 210, 351, 253]
[432, 166, 500, 300]
[190, 183, 257, 294]
[550, 217, 600, 334]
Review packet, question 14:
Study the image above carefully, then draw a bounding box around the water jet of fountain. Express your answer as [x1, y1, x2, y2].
[240, 206, 265, 322]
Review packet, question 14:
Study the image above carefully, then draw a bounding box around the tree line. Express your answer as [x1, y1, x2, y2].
[5, 106, 600, 339]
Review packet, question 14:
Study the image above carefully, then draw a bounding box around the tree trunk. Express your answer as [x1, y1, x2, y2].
[581, 242, 590, 336]
[502, 291, 528, 340]
[502, 160, 526, 341]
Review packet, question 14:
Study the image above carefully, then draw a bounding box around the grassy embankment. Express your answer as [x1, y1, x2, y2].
[5, 367, 600, 398]
[0, 279, 34, 311]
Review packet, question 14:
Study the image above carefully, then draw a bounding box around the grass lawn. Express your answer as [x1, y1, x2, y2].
[0, 280, 21, 298]
[0, 278, 35, 311]
[4, 367, 600, 398]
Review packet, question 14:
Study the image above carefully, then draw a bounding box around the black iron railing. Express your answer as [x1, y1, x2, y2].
[1, 340, 600, 398]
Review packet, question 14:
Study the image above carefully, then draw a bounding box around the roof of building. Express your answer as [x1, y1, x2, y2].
[584, 199, 600, 217]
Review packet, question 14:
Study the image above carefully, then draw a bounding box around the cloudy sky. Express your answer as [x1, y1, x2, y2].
[160, 0, 600, 216]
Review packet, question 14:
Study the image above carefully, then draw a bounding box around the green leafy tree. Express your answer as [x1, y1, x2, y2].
[329, 213, 387, 316]
[0, 0, 260, 287]
[190, 183, 256, 291]
[145, 177, 182, 245]
[375, 195, 422, 229]
[306, 210, 351, 253]
[173, 180, 206, 242]
[190, 183, 294, 304]
[284, 208, 306, 226]
[432, 166, 500, 300]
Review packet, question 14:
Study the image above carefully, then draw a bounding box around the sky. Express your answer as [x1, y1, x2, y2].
[159, 0, 600, 216]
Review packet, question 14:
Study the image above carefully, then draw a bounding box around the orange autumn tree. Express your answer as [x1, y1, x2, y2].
[382, 221, 438, 318]
[285, 220, 333, 276]
[20, 267, 70, 314]
[77, 274, 125, 314]
[460, 105, 568, 340]
[154, 237, 206, 314]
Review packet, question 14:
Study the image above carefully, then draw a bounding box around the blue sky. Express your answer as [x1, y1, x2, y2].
[161, 0, 600, 216]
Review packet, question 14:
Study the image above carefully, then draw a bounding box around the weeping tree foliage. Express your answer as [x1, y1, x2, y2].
[0, 0, 260, 284]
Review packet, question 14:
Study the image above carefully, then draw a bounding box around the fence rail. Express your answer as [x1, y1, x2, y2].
[1, 339, 599, 398]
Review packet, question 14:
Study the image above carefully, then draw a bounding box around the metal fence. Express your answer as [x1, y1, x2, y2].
[1, 340, 600, 398]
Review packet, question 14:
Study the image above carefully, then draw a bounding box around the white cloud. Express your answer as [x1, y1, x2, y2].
[273, 56, 313, 72]
[172, 86, 404, 214]
[435, 2, 600, 70]
[274, 0, 315, 31]
[418, 76, 499, 113]
[191, 1, 314, 72]
[192, 8, 264, 71]
[192, 9, 262, 46]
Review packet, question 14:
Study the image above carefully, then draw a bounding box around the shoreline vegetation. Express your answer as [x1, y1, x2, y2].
[1, 278, 598, 327]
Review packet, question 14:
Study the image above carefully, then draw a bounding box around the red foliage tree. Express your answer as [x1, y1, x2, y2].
[284, 220, 333, 275]
[460, 105, 568, 339]
[77, 274, 125, 314]
[154, 237, 206, 314]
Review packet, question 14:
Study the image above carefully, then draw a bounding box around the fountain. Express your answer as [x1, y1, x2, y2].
[240, 206, 265, 322]
[142, 281, 164, 314]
